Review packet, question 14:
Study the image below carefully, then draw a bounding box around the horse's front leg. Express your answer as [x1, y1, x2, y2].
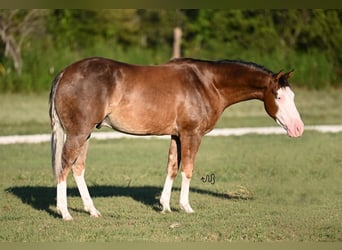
[160, 135, 181, 213]
[179, 133, 202, 213]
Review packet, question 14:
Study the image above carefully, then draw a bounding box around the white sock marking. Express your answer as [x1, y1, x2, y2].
[160, 175, 174, 213]
[57, 180, 72, 220]
[180, 172, 194, 213]
[74, 169, 101, 217]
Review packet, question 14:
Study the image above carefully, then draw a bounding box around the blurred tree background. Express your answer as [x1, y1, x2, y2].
[0, 9, 341, 92]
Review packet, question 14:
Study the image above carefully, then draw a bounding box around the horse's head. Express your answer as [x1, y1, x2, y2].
[264, 70, 304, 137]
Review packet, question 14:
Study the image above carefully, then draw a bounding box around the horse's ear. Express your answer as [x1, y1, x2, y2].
[273, 70, 283, 81]
[284, 69, 295, 80]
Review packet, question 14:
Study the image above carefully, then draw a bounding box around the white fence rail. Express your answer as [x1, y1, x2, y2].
[1, 125, 342, 145]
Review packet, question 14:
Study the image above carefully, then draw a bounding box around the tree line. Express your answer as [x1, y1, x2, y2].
[0, 9, 341, 91]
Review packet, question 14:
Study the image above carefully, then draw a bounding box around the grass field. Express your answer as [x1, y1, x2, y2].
[0, 89, 341, 242]
[0, 133, 341, 242]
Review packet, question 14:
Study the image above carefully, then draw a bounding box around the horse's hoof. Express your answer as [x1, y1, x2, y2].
[180, 203, 194, 213]
[85, 206, 101, 218]
[62, 214, 73, 221]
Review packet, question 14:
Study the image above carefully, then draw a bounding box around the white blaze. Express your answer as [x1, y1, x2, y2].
[275, 87, 304, 137]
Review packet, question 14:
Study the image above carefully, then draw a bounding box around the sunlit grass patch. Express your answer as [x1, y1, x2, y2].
[0, 131, 341, 241]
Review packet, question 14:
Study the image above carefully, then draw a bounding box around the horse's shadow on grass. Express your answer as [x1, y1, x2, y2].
[6, 185, 235, 218]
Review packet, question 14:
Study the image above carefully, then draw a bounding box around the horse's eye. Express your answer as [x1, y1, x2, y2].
[276, 96, 281, 100]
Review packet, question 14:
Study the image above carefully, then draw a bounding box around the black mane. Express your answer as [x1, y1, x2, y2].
[216, 59, 275, 75]
[218, 59, 291, 87]
[168, 57, 292, 87]
[169, 57, 274, 75]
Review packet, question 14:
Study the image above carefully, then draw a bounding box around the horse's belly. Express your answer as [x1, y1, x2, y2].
[106, 108, 177, 136]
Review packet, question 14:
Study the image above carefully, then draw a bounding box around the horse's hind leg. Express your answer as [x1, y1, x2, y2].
[57, 133, 92, 220]
[57, 175, 72, 220]
[72, 139, 101, 217]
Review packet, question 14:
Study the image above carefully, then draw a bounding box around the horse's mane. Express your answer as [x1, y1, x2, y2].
[168, 57, 290, 87]
[217, 59, 274, 75]
[169, 58, 274, 75]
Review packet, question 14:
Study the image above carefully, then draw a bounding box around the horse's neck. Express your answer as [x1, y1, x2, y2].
[213, 67, 270, 109]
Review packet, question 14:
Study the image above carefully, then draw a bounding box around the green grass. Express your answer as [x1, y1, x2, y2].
[0, 88, 342, 136]
[0, 92, 50, 136]
[0, 132, 341, 242]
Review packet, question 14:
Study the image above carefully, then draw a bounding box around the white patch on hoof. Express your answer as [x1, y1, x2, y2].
[180, 202, 194, 213]
[160, 199, 172, 214]
[63, 214, 73, 221]
[85, 205, 102, 218]
[57, 207, 73, 221]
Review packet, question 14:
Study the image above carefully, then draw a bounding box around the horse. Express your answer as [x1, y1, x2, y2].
[49, 57, 304, 220]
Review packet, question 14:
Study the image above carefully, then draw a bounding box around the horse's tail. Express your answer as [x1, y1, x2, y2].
[49, 71, 65, 182]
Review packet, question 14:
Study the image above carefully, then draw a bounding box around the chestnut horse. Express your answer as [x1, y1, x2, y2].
[49, 57, 304, 220]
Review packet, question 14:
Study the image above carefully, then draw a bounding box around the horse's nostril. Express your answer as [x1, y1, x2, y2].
[295, 121, 304, 136]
